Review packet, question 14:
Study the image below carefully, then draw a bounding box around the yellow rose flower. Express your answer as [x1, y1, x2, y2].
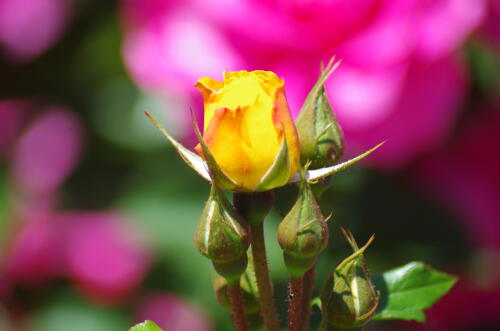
[195, 70, 300, 191]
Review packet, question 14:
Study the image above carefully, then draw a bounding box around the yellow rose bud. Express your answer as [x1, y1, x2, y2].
[195, 70, 300, 191]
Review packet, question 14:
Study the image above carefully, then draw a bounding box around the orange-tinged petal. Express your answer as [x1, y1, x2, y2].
[195, 70, 300, 191]
[200, 107, 253, 188]
[195, 77, 224, 131]
[274, 86, 300, 175]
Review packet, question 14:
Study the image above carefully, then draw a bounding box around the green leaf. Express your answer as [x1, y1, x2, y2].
[372, 261, 457, 322]
[129, 320, 163, 331]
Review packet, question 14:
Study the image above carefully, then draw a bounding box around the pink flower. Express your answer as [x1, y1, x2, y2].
[0, 0, 71, 61]
[3, 212, 150, 304]
[136, 293, 211, 331]
[121, 0, 487, 168]
[2, 106, 151, 304]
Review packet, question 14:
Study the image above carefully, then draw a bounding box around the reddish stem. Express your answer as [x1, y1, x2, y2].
[300, 266, 316, 331]
[227, 282, 249, 331]
[288, 276, 303, 331]
[249, 223, 280, 331]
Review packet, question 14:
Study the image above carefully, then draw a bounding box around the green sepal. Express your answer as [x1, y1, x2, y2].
[372, 262, 457, 322]
[254, 136, 291, 191]
[321, 230, 379, 329]
[129, 320, 163, 331]
[190, 110, 241, 191]
[194, 184, 249, 282]
[145, 112, 211, 182]
[289, 141, 385, 184]
[296, 57, 344, 168]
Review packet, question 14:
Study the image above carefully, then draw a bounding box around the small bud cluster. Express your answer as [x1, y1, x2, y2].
[149, 58, 389, 331]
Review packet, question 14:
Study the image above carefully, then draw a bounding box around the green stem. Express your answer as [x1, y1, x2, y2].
[288, 276, 303, 331]
[249, 223, 280, 331]
[227, 282, 249, 331]
[300, 266, 316, 331]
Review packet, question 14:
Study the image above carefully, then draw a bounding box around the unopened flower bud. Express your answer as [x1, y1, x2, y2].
[277, 180, 329, 277]
[321, 229, 379, 329]
[296, 59, 344, 169]
[195, 185, 249, 283]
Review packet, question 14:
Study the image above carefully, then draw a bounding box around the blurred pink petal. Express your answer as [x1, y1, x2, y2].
[271, 56, 322, 116]
[327, 63, 407, 130]
[4, 218, 63, 286]
[0, 0, 71, 61]
[122, 2, 243, 93]
[11, 107, 83, 198]
[191, 0, 380, 52]
[479, 0, 500, 48]
[416, 0, 487, 61]
[413, 107, 500, 251]
[63, 212, 150, 303]
[136, 293, 211, 331]
[335, 0, 420, 68]
[342, 54, 467, 169]
[0, 101, 29, 160]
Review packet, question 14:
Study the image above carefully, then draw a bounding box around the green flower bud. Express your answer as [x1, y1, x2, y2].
[233, 191, 274, 226]
[277, 180, 329, 277]
[296, 58, 344, 169]
[321, 229, 379, 329]
[195, 184, 249, 283]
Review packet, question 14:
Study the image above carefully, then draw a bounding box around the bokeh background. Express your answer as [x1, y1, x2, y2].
[1, 0, 499, 330]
